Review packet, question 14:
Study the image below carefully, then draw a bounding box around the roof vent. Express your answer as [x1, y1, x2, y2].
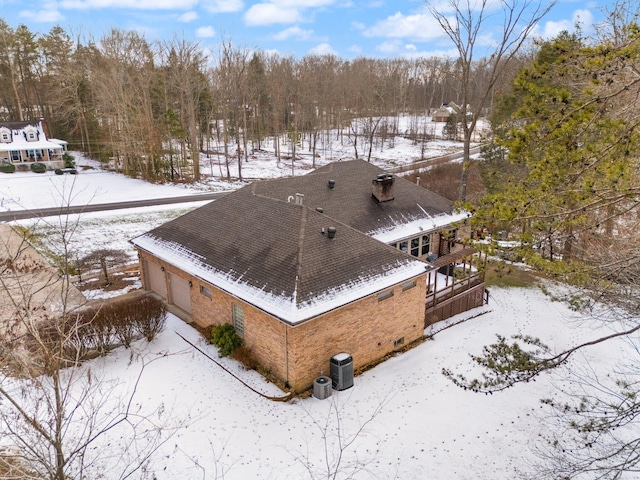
[316, 207, 324, 213]
[371, 173, 395, 203]
[327, 227, 337, 239]
[295, 193, 304, 205]
[328, 179, 335, 189]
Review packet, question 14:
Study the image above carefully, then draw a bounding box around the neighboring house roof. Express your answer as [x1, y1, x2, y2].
[0, 119, 64, 153]
[131, 160, 466, 325]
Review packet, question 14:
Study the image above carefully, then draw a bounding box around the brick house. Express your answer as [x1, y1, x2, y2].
[0, 119, 67, 167]
[131, 160, 484, 391]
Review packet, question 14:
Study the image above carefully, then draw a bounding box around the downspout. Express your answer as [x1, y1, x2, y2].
[285, 324, 289, 388]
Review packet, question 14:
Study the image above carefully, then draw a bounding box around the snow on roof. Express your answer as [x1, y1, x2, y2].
[132, 234, 429, 325]
[369, 209, 470, 243]
[0, 120, 64, 153]
[0, 139, 65, 152]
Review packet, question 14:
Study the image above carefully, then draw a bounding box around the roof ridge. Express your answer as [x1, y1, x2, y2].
[293, 206, 307, 306]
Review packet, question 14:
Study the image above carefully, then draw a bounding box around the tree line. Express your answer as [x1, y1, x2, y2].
[0, 20, 509, 182]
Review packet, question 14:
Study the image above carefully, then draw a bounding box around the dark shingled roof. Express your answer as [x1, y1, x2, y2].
[250, 160, 454, 235]
[132, 159, 459, 323]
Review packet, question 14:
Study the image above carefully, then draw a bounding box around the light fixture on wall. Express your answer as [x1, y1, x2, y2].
[188, 281, 193, 287]
[160, 266, 165, 272]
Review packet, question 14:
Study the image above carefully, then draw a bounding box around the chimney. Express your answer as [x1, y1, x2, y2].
[371, 173, 395, 203]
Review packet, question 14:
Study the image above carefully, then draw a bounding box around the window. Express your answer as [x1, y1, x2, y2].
[421, 235, 431, 256]
[232, 304, 244, 337]
[199, 285, 212, 298]
[447, 229, 458, 248]
[399, 240, 408, 253]
[377, 290, 394, 301]
[410, 238, 420, 257]
[402, 280, 416, 291]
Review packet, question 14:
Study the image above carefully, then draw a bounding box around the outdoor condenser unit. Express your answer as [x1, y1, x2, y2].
[330, 353, 354, 391]
[313, 375, 332, 400]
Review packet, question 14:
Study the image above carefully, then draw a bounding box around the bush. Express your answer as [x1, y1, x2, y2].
[0, 163, 16, 173]
[211, 323, 242, 357]
[63, 152, 75, 168]
[30, 163, 46, 173]
[35, 294, 168, 361]
[54, 168, 63, 175]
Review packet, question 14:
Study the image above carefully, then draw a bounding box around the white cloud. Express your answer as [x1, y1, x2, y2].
[59, 0, 197, 9]
[270, 0, 334, 7]
[272, 26, 314, 41]
[201, 0, 244, 14]
[178, 11, 198, 22]
[244, 3, 302, 26]
[534, 9, 596, 39]
[308, 42, 336, 56]
[375, 39, 403, 54]
[196, 26, 216, 38]
[348, 44, 362, 54]
[363, 11, 445, 41]
[244, 0, 337, 26]
[19, 8, 64, 22]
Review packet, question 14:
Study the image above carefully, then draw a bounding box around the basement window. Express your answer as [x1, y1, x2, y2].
[199, 285, 212, 298]
[394, 337, 405, 348]
[402, 280, 417, 291]
[377, 290, 394, 301]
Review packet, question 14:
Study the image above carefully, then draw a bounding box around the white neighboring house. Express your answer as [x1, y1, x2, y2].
[0, 119, 67, 168]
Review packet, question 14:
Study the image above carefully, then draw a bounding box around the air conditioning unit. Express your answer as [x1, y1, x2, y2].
[330, 353, 354, 391]
[313, 375, 332, 400]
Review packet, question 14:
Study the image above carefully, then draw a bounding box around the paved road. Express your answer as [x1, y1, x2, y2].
[0, 191, 229, 222]
[1, 148, 479, 222]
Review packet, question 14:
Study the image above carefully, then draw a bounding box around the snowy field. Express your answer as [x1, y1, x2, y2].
[67, 286, 637, 480]
[1, 118, 637, 479]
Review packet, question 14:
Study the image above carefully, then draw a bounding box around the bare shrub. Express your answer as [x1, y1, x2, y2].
[31, 294, 167, 364]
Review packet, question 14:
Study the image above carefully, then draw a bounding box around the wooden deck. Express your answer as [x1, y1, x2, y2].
[424, 247, 488, 327]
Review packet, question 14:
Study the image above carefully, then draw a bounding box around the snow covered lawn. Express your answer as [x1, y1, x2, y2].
[77, 285, 635, 479]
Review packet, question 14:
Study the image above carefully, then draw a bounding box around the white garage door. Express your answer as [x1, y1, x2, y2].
[145, 260, 167, 298]
[168, 272, 192, 314]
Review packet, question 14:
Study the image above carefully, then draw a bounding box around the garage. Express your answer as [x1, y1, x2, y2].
[168, 272, 192, 314]
[144, 259, 167, 298]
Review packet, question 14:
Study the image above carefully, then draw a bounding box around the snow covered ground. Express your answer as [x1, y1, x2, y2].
[1, 119, 637, 479]
[78, 287, 636, 480]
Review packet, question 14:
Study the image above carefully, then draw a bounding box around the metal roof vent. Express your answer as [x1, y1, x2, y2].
[327, 226, 337, 239]
[328, 179, 335, 189]
[316, 207, 324, 213]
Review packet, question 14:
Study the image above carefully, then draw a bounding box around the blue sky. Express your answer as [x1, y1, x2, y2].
[4, 0, 614, 59]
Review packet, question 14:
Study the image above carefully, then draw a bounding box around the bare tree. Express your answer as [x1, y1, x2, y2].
[0, 206, 178, 478]
[428, 0, 556, 201]
[291, 393, 394, 480]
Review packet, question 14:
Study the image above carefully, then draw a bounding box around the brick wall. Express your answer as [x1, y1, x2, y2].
[286, 273, 426, 391]
[137, 250, 426, 393]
